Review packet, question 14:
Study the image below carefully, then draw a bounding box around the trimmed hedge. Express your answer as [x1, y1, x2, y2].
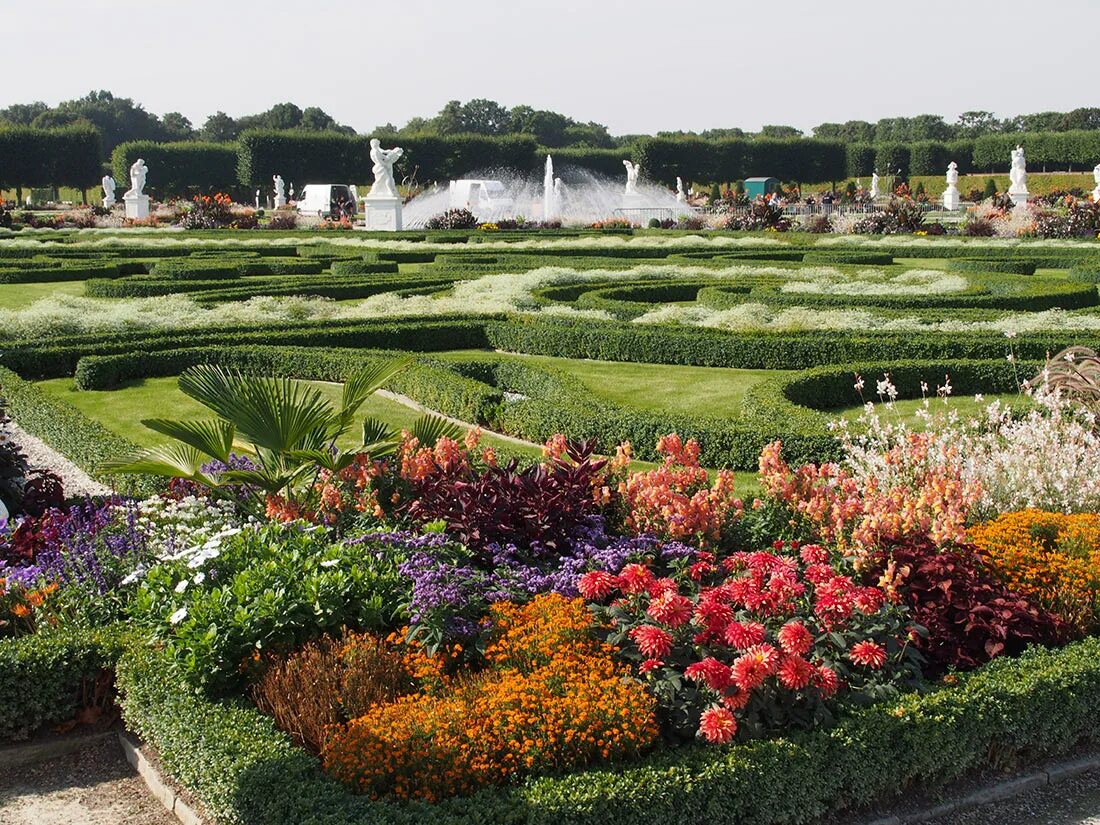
[0, 626, 127, 742]
[151, 259, 243, 280]
[116, 636, 1100, 825]
[801, 251, 894, 266]
[0, 125, 102, 192]
[0, 366, 160, 495]
[111, 141, 240, 199]
[0, 260, 122, 283]
[945, 258, 1038, 276]
[330, 259, 401, 276]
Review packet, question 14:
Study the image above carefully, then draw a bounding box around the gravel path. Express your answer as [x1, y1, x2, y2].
[0, 737, 176, 825]
[920, 768, 1100, 825]
[5, 422, 111, 498]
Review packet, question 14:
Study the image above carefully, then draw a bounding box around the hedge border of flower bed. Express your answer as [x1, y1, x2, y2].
[801, 251, 895, 266]
[0, 626, 128, 742]
[945, 259, 1038, 276]
[0, 366, 161, 495]
[115, 636, 1100, 825]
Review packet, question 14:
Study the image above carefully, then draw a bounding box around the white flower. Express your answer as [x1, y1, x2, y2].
[320, 558, 339, 568]
[169, 607, 188, 625]
[974, 394, 984, 402]
[1007, 353, 1017, 364]
[1004, 330, 1017, 339]
[174, 580, 189, 593]
[192, 572, 206, 585]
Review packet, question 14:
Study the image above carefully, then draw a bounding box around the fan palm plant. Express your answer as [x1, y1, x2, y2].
[102, 357, 461, 517]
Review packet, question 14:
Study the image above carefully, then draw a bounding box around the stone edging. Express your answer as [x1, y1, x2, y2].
[860, 753, 1100, 824]
[118, 731, 205, 825]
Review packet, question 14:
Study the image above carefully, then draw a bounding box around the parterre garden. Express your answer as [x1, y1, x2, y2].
[5, 225, 1100, 824]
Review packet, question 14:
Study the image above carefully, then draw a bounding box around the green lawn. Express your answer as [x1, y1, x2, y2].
[0, 280, 85, 309]
[35, 376, 544, 460]
[436, 350, 786, 419]
[835, 392, 1029, 427]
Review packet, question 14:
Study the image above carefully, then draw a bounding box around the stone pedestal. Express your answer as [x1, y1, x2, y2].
[124, 194, 150, 220]
[364, 196, 402, 231]
[274, 195, 287, 208]
[1009, 187, 1029, 208]
[103, 196, 116, 209]
[942, 186, 960, 211]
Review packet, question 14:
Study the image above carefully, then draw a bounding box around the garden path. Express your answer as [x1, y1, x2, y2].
[0, 736, 176, 825]
[921, 768, 1100, 825]
[7, 421, 111, 498]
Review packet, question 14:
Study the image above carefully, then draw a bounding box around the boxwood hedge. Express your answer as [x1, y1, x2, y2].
[115, 637, 1100, 825]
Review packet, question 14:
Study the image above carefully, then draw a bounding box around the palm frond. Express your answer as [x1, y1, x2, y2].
[141, 418, 235, 463]
[100, 443, 213, 482]
[178, 365, 335, 452]
[333, 356, 414, 434]
[410, 413, 463, 448]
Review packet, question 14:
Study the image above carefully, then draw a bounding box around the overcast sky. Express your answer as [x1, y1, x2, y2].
[6, 0, 1097, 135]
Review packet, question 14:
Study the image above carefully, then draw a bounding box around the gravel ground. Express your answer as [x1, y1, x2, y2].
[0, 737, 176, 825]
[5, 422, 111, 498]
[921, 768, 1100, 825]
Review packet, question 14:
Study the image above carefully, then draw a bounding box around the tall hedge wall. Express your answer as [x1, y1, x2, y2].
[111, 141, 240, 199]
[972, 131, 1100, 172]
[0, 125, 102, 193]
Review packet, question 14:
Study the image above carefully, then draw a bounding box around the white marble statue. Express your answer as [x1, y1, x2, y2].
[869, 172, 880, 200]
[125, 158, 147, 198]
[676, 177, 686, 203]
[368, 138, 403, 199]
[1009, 145, 1029, 205]
[273, 174, 286, 207]
[623, 160, 641, 196]
[255, 189, 260, 209]
[101, 174, 116, 208]
[943, 161, 961, 211]
[1092, 163, 1100, 203]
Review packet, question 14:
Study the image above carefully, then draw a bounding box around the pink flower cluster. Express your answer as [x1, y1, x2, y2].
[581, 541, 914, 745]
[618, 434, 743, 544]
[758, 439, 977, 554]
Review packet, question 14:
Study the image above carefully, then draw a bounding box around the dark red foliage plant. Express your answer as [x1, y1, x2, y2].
[864, 536, 1064, 678]
[404, 439, 607, 559]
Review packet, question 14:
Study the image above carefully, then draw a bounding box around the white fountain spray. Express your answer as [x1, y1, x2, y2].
[542, 154, 557, 221]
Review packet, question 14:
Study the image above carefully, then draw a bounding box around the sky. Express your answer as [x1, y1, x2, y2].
[5, 0, 1098, 135]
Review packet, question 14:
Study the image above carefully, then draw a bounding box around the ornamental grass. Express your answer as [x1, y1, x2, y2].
[322, 594, 658, 801]
[970, 509, 1100, 633]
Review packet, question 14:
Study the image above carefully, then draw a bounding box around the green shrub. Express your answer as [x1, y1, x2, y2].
[945, 258, 1038, 276]
[330, 259, 400, 276]
[0, 626, 127, 742]
[801, 251, 894, 265]
[116, 636, 1100, 825]
[0, 366, 160, 495]
[150, 259, 243, 280]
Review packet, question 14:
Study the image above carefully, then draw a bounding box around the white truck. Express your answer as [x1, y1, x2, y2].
[294, 184, 358, 219]
[448, 179, 515, 220]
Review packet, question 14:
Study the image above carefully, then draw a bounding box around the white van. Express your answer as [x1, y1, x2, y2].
[448, 180, 515, 220]
[295, 184, 358, 218]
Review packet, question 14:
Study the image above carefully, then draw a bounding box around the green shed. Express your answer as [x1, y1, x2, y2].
[744, 177, 780, 199]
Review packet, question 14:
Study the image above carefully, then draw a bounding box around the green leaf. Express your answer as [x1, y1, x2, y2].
[362, 416, 396, 447]
[100, 443, 214, 483]
[141, 418, 235, 463]
[409, 413, 462, 448]
[178, 364, 336, 454]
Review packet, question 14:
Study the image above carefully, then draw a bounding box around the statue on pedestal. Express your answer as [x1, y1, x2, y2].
[676, 176, 686, 203]
[1009, 145, 1029, 205]
[124, 159, 147, 199]
[1092, 163, 1100, 203]
[623, 160, 641, 196]
[869, 172, 880, 200]
[101, 175, 116, 208]
[273, 174, 286, 207]
[368, 139, 403, 199]
[943, 161, 961, 210]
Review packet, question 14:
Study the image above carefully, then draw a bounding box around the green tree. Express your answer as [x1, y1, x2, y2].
[759, 124, 802, 138]
[0, 101, 49, 126]
[160, 112, 194, 141]
[200, 111, 239, 142]
[955, 111, 1001, 138]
